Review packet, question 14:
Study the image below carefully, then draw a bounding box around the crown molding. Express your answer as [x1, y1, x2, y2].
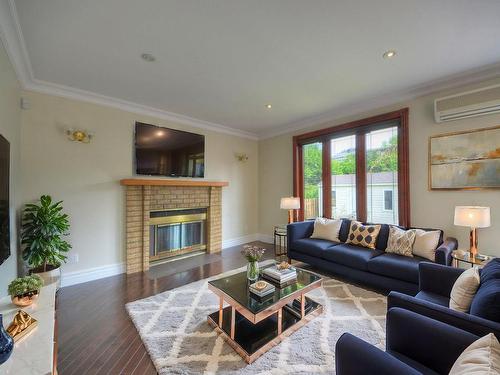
[0, 0, 259, 140]
[258, 63, 500, 139]
[24, 78, 259, 139]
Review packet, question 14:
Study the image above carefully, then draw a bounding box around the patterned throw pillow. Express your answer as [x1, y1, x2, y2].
[386, 226, 416, 257]
[346, 221, 381, 249]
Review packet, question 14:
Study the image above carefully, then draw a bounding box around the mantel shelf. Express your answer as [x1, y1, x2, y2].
[120, 178, 229, 187]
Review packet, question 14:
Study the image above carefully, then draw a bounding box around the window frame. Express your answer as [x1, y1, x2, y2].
[293, 108, 410, 226]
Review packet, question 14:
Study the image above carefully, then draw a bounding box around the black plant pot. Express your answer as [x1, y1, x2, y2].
[0, 314, 14, 364]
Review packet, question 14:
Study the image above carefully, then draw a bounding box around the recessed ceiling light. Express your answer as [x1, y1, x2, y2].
[141, 53, 156, 62]
[156, 130, 165, 136]
[265, 104, 272, 109]
[383, 50, 397, 59]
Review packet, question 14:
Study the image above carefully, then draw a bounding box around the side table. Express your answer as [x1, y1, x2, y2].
[273, 224, 287, 257]
[451, 250, 494, 268]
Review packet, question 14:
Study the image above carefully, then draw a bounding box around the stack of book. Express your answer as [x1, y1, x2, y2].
[284, 298, 314, 319]
[261, 265, 297, 286]
[249, 281, 275, 299]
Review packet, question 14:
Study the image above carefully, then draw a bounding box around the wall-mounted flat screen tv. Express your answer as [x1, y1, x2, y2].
[0, 135, 9, 266]
[135, 122, 205, 177]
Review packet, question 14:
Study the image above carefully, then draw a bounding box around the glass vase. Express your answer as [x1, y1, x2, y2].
[247, 260, 259, 281]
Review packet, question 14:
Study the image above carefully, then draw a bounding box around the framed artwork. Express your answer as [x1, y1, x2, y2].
[429, 125, 500, 190]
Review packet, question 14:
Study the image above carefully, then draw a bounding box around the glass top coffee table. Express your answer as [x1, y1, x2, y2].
[207, 265, 323, 364]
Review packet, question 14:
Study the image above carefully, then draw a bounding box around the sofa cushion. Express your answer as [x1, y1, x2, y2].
[322, 244, 384, 271]
[470, 279, 500, 323]
[375, 223, 390, 251]
[386, 226, 416, 257]
[346, 221, 381, 249]
[480, 258, 500, 284]
[291, 238, 338, 259]
[449, 333, 500, 375]
[310, 218, 342, 242]
[367, 253, 426, 284]
[415, 290, 450, 307]
[450, 267, 480, 313]
[412, 229, 441, 261]
[338, 219, 351, 243]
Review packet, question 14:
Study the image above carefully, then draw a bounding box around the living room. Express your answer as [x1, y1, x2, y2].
[0, 1, 499, 374]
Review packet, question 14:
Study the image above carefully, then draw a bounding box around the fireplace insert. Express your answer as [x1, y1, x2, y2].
[149, 208, 207, 261]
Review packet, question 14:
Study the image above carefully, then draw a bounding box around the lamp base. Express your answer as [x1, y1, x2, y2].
[288, 210, 294, 224]
[469, 227, 478, 258]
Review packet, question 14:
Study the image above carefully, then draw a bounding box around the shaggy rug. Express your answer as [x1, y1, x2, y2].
[126, 264, 387, 374]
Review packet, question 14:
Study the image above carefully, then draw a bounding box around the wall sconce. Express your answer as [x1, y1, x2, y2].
[66, 129, 94, 143]
[235, 153, 249, 162]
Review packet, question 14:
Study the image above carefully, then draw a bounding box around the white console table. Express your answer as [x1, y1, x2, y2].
[0, 283, 57, 374]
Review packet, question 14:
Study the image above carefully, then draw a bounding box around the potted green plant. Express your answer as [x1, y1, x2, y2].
[21, 195, 71, 288]
[8, 275, 44, 307]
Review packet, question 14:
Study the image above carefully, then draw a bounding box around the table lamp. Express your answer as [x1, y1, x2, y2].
[280, 197, 300, 224]
[454, 206, 490, 257]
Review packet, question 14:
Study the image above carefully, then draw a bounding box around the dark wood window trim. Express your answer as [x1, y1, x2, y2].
[293, 108, 410, 226]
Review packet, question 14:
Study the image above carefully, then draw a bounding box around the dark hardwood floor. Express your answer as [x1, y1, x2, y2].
[57, 242, 276, 374]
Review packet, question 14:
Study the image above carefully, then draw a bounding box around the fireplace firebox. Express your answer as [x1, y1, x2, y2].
[149, 208, 207, 261]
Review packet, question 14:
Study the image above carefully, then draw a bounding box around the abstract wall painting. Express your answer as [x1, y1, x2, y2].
[429, 125, 500, 190]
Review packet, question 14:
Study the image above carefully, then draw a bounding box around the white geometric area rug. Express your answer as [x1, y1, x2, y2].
[126, 264, 387, 375]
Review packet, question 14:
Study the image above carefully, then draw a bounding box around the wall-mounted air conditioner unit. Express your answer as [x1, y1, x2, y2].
[434, 83, 500, 123]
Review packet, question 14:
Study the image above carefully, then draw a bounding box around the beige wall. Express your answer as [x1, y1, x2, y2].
[259, 77, 500, 256]
[20, 91, 258, 278]
[0, 39, 21, 297]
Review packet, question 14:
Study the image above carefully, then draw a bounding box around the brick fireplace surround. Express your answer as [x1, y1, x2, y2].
[121, 179, 229, 274]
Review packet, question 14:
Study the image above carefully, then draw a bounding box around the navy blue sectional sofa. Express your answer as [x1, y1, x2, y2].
[287, 219, 457, 295]
[336, 307, 480, 375]
[388, 261, 500, 339]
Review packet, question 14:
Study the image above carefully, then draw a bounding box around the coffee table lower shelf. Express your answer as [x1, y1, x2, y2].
[207, 297, 323, 364]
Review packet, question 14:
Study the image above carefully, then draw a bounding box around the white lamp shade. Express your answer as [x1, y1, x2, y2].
[454, 206, 490, 228]
[280, 197, 300, 210]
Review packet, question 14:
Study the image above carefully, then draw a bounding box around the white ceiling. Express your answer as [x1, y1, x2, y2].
[9, 0, 500, 137]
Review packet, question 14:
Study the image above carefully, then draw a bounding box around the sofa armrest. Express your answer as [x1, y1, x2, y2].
[388, 291, 500, 339]
[286, 221, 314, 253]
[387, 307, 478, 375]
[419, 262, 463, 297]
[435, 237, 457, 266]
[335, 333, 419, 375]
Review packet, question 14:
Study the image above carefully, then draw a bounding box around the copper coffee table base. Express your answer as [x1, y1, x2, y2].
[207, 296, 323, 364]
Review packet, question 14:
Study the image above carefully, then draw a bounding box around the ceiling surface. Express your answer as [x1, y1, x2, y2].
[12, 0, 500, 136]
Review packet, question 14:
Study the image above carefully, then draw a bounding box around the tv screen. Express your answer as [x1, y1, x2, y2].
[0, 135, 9, 266]
[135, 122, 205, 177]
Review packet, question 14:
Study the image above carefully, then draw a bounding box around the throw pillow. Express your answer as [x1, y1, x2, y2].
[469, 279, 500, 323]
[310, 218, 342, 242]
[449, 333, 500, 375]
[346, 221, 381, 250]
[412, 229, 441, 261]
[479, 258, 500, 284]
[385, 226, 416, 257]
[450, 267, 481, 312]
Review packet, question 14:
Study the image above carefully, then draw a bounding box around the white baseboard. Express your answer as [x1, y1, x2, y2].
[61, 262, 125, 287]
[222, 233, 259, 249]
[61, 233, 273, 287]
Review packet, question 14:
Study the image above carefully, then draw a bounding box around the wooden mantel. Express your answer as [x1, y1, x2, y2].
[120, 178, 229, 187]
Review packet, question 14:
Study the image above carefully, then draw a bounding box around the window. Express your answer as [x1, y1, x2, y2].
[366, 127, 398, 224]
[293, 109, 409, 226]
[302, 142, 322, 218]
[384, 190, 393, 211]
[331, 135, 356, 219]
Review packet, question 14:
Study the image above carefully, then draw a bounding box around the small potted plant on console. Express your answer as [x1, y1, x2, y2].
[21, 195, 71, 289]
[8, 275, 44, 307]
